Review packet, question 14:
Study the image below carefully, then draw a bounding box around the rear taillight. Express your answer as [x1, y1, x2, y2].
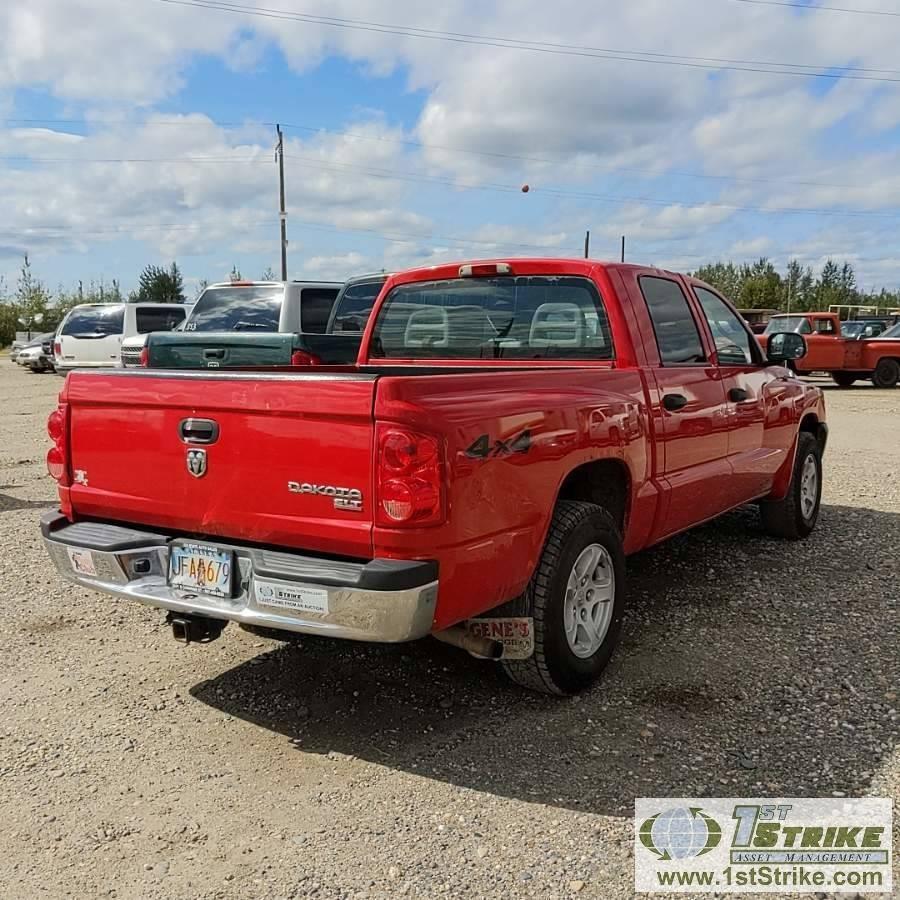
[139, 346, 149, 367]
[376, 425, 444, 526]
[46, 404, 70, 484]
[291, 350, 321, 367]
[53, 340, 61, 357]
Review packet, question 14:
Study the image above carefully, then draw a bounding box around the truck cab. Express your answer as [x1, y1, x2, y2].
[760, 313, 844, 372]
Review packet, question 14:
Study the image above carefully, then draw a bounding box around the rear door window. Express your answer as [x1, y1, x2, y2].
[639, 277, 706, 365]
[60, 305, 125, 337]
[136, 306, 187, 334]
[299, 287, 341, 333]
[185, 286, 284, 332]
[369, 276, 613, 360]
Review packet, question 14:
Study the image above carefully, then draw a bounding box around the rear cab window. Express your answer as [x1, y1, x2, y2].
[60, 305, 125, 337]
[136, 306, 187, 334]
[185, 285, 285, 332]
[638, 277, 705, 365]
[368, 276, 613, 360]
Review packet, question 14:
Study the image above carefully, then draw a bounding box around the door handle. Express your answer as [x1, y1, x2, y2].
[203, 348, 226, 360]
[728, 387, 750, 402]
[662, 393, 688, 412]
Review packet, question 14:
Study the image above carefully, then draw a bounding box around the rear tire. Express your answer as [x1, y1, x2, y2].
[831, 372, 856, 388]
[501, 501, 625, 695]
[760, 432, 822, 540]
[872, 358, 900, 389]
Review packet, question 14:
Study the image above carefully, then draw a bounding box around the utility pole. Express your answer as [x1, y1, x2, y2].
[786, 261, 794, 315]
[620, 235, 626, 263]
[275, 124, 288, 281]
[584, 230, 590, 259]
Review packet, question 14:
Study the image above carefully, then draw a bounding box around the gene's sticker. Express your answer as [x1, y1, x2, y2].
[467, 617, 534, 659]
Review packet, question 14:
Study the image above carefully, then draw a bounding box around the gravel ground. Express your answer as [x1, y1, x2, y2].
[0, 363, 896, 900]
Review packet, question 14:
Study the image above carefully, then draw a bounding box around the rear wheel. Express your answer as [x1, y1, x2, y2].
[872, 358, 900, 389]
[831, 372, 857, 388]
[501, 501, 625, 695]
[760, 432, 822, 540]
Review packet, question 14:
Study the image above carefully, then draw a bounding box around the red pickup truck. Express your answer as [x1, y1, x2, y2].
[42, 259, 827, 695]
[759, 313, 900, 387]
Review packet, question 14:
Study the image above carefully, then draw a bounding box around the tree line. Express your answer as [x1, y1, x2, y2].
[692, 257, 900, 313]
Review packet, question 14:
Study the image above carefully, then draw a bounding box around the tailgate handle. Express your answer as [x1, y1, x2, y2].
[203, 348, 226, 360]
[179, 418, 219, 445]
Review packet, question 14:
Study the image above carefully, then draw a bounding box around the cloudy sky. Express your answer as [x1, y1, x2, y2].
[3, 0, 900, 296]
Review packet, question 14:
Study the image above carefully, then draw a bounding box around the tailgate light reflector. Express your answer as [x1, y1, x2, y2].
[459, 262, 513, 278]
[139, 346, 149, 367]
[46, 404, 70, 484]
[290, 350, 322, 367]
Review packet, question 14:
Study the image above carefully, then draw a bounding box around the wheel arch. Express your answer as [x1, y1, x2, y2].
[872, 355, 900, 388]
[769, 413, 826, 501]
[554, 457, 632, 536]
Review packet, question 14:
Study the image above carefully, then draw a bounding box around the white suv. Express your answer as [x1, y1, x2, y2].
[182, 280, 341, 334]
[55, 303, 188, 373]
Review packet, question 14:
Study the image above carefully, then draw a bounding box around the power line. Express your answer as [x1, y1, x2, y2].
[0, 155, 269, 163]
[149, 0, 900, 83]
[732, 0, 900, 16]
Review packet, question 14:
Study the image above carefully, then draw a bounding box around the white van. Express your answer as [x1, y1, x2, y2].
[54, 303, 188, 373]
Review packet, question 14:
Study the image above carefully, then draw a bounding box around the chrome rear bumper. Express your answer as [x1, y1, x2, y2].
[41, 513, 438, 642]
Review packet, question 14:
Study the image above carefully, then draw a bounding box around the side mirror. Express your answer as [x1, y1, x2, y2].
[767, 332, 806, 363]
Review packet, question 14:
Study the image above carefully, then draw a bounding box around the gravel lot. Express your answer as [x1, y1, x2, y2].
[0, 362, 896, 900]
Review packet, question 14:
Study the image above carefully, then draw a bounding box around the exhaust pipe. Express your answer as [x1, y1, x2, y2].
[167, 613, 227, 644]
[434, 625, 504, 660]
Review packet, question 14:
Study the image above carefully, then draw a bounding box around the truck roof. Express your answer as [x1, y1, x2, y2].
[205, 280, 342, 289]
[384, 258, 681, 285]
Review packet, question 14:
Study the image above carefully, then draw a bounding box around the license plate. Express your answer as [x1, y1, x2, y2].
[168, 544, 234, 598]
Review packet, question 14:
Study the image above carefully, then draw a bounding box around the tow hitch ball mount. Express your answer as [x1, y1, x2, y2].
[166, 612, 227, 644]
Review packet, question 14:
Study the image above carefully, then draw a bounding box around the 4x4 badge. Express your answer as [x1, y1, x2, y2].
[186, 449, 207, 478]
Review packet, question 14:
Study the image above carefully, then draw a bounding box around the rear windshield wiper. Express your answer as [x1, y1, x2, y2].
[232, 321, 271, 331]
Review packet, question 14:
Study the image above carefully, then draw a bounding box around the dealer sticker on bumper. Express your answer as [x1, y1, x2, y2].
[467, 617, 534, 659]
[67, 547, 97, 577]
[254, 580, 329, 615]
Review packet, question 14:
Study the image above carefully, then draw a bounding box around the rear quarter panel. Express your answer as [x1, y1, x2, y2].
[859, 338, 900, 369]
[373, 368, 654, 629]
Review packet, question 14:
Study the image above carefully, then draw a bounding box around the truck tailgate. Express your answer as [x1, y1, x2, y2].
[64, 370, 377, 557]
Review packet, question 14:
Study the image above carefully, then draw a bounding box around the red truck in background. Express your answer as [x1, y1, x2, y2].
[42, 259, 827, 695]
[759, 313, 900, 388]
